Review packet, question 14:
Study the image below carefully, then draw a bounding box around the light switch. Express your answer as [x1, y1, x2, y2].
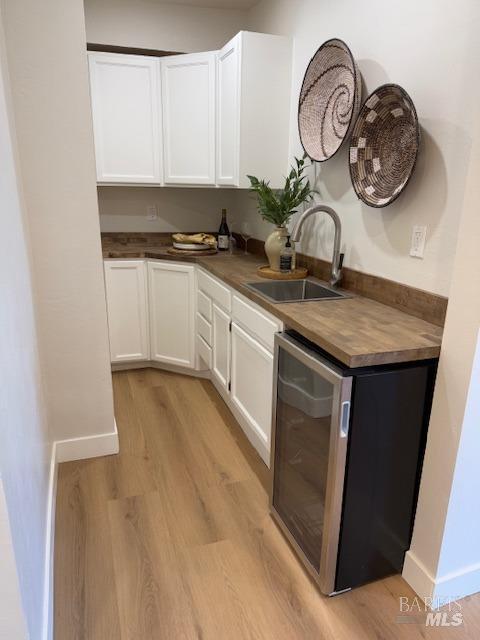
[410, 225, 427, 258]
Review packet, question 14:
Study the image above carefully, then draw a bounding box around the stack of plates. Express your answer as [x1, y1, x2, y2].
[172, 242, 212, 252]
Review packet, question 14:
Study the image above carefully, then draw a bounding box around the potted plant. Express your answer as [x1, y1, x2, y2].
[248, 155, 315, 271]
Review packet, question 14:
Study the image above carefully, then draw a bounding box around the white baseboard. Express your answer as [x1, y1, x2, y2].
[42, 443, 58, 640]
[403, 550, 480, 606]
[55, 423, 119, 463]
[149, 360, 211, 378]
[42, 421, 120, 638]
[111, 361, 150, 371]
[403, 551, 436, 602]
[111, 360, 210, 379]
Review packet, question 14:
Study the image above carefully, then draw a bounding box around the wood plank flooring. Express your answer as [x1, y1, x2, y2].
[55, 369, 479, 639]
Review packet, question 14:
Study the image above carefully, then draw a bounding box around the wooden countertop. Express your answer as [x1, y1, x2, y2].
[103, 244, 443, 368]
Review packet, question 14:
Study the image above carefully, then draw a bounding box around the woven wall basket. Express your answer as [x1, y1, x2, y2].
[298, 38, 362, 162]
[349, 84, 419, 208]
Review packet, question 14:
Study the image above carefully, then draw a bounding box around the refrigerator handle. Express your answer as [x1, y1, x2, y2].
[340, 401, 351, 438]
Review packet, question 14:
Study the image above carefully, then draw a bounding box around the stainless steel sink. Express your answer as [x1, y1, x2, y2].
[244, 278, 347, 303]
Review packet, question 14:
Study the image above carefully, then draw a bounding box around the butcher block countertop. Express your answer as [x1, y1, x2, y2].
[103, 242, 443, 368]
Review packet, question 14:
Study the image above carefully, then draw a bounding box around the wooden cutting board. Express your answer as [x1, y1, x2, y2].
[257, 265, 308, 280]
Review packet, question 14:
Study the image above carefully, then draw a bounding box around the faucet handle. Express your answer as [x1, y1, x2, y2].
[339, 252, 345, 269]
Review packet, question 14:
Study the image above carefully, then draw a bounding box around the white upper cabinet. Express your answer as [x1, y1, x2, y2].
[88, 32, 292, 187]
[161, 52, 216, 185]
[88, 53, 162, 184]
[216, 31, 292, 188]
[216, 35, 240, 186]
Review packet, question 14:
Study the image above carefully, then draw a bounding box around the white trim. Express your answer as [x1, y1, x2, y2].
[433, 563, 480, 601]
[111, 360, 211, 378]
[55, 424, 119, 463]
[41, 421, 119, 638]
[403, 550, 480, 606]
[403, 550, 436, 602]
[42, 443, 58, 640]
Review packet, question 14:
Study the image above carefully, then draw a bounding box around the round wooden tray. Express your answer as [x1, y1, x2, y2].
[167, 247, 217, 257]
[257, 265, 308, 280]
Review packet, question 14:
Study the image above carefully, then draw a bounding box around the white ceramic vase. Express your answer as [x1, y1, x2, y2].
[264, 225, 288, 271]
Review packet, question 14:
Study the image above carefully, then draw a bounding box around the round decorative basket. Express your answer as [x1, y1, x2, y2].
[349, 84, 420, 208]
[298, 38, 362, 162]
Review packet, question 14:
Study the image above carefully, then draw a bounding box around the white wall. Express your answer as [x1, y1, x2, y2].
[84, 0, 246, 52]
[98, 186, 237, 233]
[240, 0, 480, 296]
[2, 0, 115, 443]
[0, 482, 29, 638]
[438, 336, 480, 592]
[435, 332, 480, 594]
[403, 110, 480, 602]
[0, 10, 51, 637]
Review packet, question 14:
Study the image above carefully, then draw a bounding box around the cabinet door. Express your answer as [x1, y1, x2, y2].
[212, 303, 231, 391]
[216, 35, 240, 186]
[148, 261, 195, 368]
[231, 322, 274, 460]
[88, 53, 162, 184]
[104, 261, 149, 363]
[161, 52, 216, 185]
[235, 32, 292, 188]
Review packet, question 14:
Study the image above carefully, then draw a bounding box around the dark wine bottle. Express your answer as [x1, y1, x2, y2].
[217, 208, 230, 251]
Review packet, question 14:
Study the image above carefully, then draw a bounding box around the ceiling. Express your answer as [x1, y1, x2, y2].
[161, 0, 258, 9]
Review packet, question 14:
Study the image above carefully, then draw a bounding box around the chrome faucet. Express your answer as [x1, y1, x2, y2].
[290, 204, 344, 287]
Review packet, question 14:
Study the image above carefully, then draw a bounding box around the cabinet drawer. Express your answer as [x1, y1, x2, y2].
[197, 289, 212, 322]
[197, 334, 212, 369]
[197, 268, 231, 312]
[197, 312, 212, 346]
[232, 294, 283, 351]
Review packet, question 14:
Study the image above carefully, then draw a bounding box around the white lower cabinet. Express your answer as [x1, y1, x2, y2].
[196, 268, 282, 464]
[103, 259, 282, 464]
[104, 260, 149, 362]
[231, 322, 275, 463]
[148, 261, 195, 368]
[212, 303, 231, 392]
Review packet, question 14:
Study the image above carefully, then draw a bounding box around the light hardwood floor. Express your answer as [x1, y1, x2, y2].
[55, 369, 479, 639]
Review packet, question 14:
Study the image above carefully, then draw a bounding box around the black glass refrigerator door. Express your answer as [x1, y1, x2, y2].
[270, 333, 352, 594]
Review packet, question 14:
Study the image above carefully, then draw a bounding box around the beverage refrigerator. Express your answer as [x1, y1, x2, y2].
[270, 330, 437, 595]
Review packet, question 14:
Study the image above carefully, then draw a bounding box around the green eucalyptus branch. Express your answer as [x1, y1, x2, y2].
[247, 154, 316, 227]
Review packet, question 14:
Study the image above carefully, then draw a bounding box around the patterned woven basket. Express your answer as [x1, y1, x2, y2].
[298, 38, 362, 162]
[349, 84, 419, 208]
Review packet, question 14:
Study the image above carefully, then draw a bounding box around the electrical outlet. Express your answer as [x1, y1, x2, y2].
[146, 205, 158, 221]
[410, 225, 427, 258]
